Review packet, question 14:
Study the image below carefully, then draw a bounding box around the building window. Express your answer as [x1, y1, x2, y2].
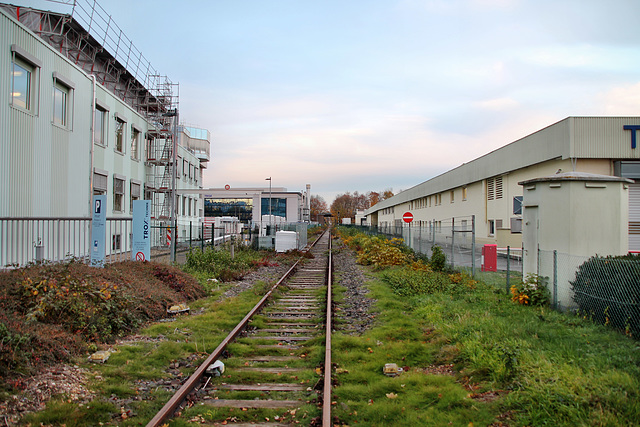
[52, 73, 74, 128]
[113, 176, 125, 212]
[130, 180, 141, 212]
[450, 190, 455, 203]
[53, 85, 67, 126]
[112, 234, 121, 251]
[513, 196, 523, 215]
[10, 45, 42, 114]
[488, 220, 495, 236]
[94, 104, 107, 146]
[462, 187, 467, 201]
[131, 125, 141, 160]
[93, 169, 108, 195]
[115, 116, 125, 153]
[12, 60, 32, 110]
[436, 193, 442, 206]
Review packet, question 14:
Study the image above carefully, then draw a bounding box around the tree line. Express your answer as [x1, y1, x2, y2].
[310, 190, 394, 223]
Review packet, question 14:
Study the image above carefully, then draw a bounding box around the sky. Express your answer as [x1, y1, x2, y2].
[26, 0, 640, 203]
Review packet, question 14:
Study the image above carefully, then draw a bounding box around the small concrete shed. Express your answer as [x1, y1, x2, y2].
[519, 172, 633, 309]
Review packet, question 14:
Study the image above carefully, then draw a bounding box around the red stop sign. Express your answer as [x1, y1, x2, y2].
[402, 212, 414, 223]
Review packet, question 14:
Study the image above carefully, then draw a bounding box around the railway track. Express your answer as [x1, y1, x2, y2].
[147, 228, 333, 426]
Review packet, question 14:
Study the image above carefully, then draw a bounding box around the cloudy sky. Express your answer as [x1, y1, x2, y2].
[29, 0, 640, 203]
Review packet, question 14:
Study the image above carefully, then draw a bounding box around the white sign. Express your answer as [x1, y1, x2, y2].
[131, 200, 151, 261]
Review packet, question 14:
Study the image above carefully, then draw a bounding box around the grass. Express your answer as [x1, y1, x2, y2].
[330, 269, 640, 426]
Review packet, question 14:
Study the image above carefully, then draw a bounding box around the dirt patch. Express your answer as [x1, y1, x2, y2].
[333, 244, 377, 335]
[0, 364, 94, 426]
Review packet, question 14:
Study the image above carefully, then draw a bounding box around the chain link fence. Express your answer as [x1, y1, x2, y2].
[539, 249, 640, 335]
[349, 216, 523, 275]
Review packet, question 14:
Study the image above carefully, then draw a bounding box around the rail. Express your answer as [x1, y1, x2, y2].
[146, 227, 332, 426]
[323, 229, 333, 426]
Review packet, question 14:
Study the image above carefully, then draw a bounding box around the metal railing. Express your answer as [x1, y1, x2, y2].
[1, 217, 184, 268]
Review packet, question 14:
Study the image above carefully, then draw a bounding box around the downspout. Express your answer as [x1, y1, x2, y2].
[89, 74, 96, 215]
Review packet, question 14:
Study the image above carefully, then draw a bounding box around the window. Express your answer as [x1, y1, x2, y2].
[115, 115, 125, 153]
[130, 180, 141, 212]
[11, 45, 41, 113]
[53, 85, 67, 126]
[488, 220, 495, 236]
[513, 196, 523, 215]
[131, 125, 141, 160]
[436, 193, 442, 206]
[12, 61, 31, 110]
[112, 234, 121, 251]
[450, 190, 455, 203]
[93, 169, 108, 195]
[462, 187, 467, 201]
[94, 102, 107, 146]
[113, 175, 125, 212]
[52, 73, 74, 128]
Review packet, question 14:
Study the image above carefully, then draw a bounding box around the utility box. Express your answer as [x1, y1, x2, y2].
[519, 172, 632, 309]
[481, 244, 497, 271]
[275, 231, 298, 252]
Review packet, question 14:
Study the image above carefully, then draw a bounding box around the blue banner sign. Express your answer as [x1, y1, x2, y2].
[90, 195, 106, 267]
[131, 200, 151, 261]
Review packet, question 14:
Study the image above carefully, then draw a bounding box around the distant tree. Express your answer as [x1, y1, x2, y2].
[367, 191, 381, 207]
[310, 195, 328, 222]
[330, 189, 395, 222]
[331, 192, 357, 224]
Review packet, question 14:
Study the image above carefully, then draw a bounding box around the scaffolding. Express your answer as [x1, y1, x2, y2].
[3, 0, 180, 222]
[145, 77, 179, 220]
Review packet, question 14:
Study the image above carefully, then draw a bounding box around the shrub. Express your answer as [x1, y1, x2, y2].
[430, 246, 447, 272]
[571, 255, 640, 336]
[510, 274, 550, 306]
[355, 236, 410, 269]
[382, 266, 476, 297]
[185, 244, 267, 281]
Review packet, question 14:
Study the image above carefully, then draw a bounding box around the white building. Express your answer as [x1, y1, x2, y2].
[0, 2, 209, 265]
[364, 116, 640, 252]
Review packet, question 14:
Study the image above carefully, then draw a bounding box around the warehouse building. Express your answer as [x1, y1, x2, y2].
[364, 116, 640, 251]
[0, 1, 209, 265]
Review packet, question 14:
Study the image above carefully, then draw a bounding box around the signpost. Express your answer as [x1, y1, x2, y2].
[402, 212, 414, 223]
[131, 200, 151, 261]
[90, 195, 106, 267]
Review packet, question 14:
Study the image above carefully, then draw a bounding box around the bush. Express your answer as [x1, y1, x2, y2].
[510, 274, 550, 307]
[430, 246, 447, 272]
[0, 259, 205, 380]
[571, 255, 640, 336]
[382, 266, 477, 297]
[185, 244, 267, 281]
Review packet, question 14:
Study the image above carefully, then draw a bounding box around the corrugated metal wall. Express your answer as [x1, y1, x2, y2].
[571, 116, 640, 160]
[2, 10, 92, 217]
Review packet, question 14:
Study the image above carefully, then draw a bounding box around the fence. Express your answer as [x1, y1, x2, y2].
[348, 216, 523, 275]
[538, 249, 640, 336]
[0, 217, 187, 268]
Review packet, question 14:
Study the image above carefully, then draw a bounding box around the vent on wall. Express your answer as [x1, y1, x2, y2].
[487, 176, 503, 200]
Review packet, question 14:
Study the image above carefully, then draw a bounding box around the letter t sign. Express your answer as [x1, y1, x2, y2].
[624, 125, 640, 149]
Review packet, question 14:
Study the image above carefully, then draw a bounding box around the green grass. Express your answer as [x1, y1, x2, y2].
[331, 266, 640, 426]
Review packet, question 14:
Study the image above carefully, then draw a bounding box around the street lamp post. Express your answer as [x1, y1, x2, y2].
[265, 177, 272, 235]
